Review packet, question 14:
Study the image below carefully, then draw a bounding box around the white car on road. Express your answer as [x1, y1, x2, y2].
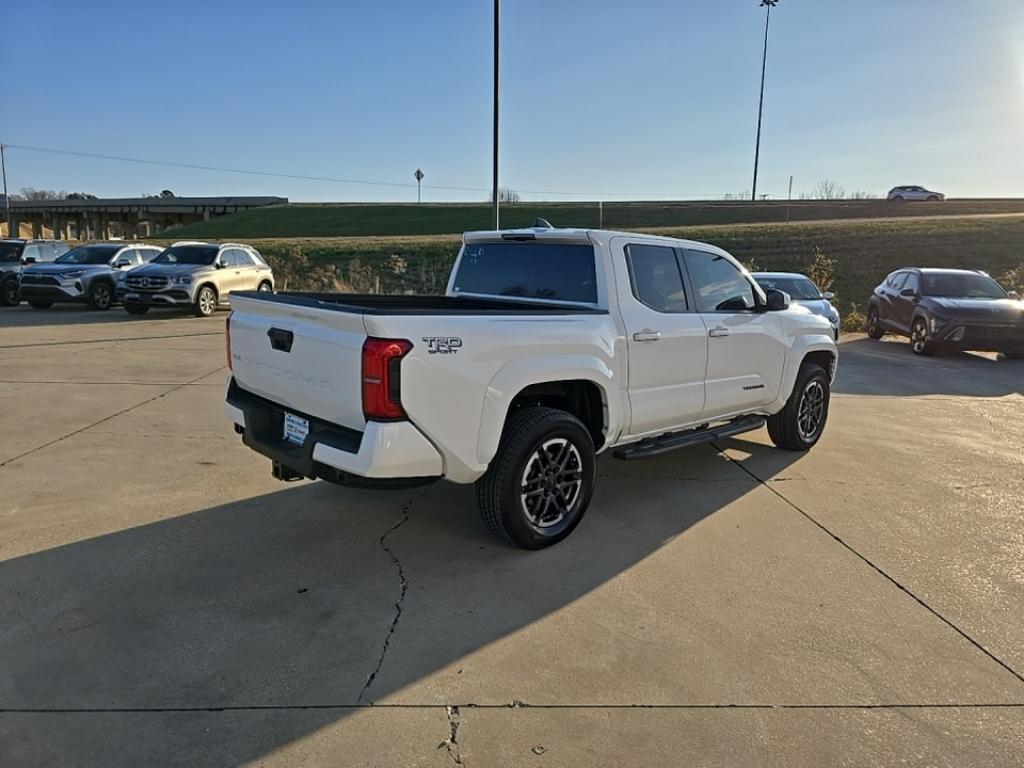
[225, 225, 838, 548]
[887, 185, 945, 201]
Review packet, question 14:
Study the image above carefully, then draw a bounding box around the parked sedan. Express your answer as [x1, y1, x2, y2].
[867, 268, 1023, 358]
[753, 272, 841, 340]
[887, 185, 945, 201]
[20, 243, 162, 310]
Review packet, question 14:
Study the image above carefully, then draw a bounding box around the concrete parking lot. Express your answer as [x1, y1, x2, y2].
[1, 305, 1022, 767]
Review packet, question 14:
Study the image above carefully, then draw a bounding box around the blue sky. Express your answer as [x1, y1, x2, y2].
[3, 0, 1023, 201]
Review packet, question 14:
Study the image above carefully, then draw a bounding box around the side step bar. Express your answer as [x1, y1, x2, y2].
[613, 415, 766, 461]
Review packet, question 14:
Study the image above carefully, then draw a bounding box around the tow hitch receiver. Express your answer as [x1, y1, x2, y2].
[272, 460, 304, 482]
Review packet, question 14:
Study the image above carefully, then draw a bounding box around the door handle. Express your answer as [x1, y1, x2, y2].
[708, 326, 731, 338]
[632, 329, 661, 342]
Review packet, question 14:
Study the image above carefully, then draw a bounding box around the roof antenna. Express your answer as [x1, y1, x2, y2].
[533, 217, 553, 228]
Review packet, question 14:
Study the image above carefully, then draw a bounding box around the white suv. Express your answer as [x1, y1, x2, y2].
[887, 185, 945, 202]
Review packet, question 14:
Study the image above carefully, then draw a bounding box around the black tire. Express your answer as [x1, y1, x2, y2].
[193, 285, 218, 317]
[257, 281, 273, 293]
[866, 306, 884, 339]
[927, 195, 939, 202]
[767, 363, 831, 452]
[892, 195, 904, 201]
[910, 317, 933, 356]
[475, 407, 596, 549]
[124, 304, 150, 315]
[87, 281, 114, 310]
[28, 300, 53, 309]
[0, 278, 19, 307]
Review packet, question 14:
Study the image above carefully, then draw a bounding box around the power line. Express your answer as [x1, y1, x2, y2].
[4, 143, 751, 200]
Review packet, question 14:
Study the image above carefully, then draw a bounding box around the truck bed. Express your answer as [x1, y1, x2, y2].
[232, 291, 606, 315]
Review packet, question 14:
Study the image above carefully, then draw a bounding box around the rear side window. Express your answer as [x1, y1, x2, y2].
[233, 249, 255, 266]
[452, 241, 597, 304]
[626, 244, 688, 312]
[684, 250, 757, 312]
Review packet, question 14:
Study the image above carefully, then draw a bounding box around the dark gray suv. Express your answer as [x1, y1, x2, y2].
[0, 239, 71, 306]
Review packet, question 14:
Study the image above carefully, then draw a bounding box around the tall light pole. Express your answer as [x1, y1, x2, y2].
[751, 0, 777, 203]
[491, 0, 500, 229]
[1, 143, 10, 237]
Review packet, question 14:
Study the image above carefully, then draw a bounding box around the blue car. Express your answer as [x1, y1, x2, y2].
[753, 272, 841, 340]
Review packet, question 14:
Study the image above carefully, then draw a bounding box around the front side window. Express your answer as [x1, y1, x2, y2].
[139, 248, 160, 263]
[902, 273, 920, 293]
[685, 250, 757, 312]
[886, 272, 907, 290]
[0, 242, 24, 263]
[626, 244, 688, 312]
[452, 241, 598, 304]
[233, 249, 255, 266]
[153, 245, 219, 265]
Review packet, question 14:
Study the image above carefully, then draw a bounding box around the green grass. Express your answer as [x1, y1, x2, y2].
[155, 199, 1024, 240]
[153, 215, 1024, 314]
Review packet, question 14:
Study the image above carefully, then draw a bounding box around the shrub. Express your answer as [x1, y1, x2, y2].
[842, 303, 866, 334]
[997, 264, 1024, 295]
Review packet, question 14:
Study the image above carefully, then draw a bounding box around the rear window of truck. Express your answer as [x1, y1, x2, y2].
[452, 242, 597, 304]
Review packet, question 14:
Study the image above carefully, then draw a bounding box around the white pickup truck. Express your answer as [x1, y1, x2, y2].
[225, 225, 837, 548]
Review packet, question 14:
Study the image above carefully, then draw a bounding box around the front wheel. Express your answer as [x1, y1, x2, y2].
[29, 300, 53, 310]
[910, 317, 933, 355]
[1, 279, 19, 306]
[767, 363, 831, 451]
[88, 281, 114, 310]
[476, 407, 596, 549]
[866, 306, 884, 339]
[193, 285, 218, 317]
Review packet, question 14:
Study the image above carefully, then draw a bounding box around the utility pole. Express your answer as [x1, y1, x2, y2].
[1, 143, 10, 237]
[414, 168, 424, 203]
[492, 0, 501, 229]
[751, 0, 778, 202]
[786, 174, 793, 223]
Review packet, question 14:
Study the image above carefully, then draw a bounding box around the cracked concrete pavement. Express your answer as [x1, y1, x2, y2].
[1, 305, 1023, 766]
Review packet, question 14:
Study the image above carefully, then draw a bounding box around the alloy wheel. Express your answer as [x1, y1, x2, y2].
[199, 288, 216, 315]
[797, 380, 825, 441]
[3, 281, 17, 305]
[911, 321, 928, 354]
[94, 284, 111, 309]
[519, 438, 583, 531]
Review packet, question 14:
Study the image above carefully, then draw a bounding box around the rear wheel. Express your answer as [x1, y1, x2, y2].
[257, 280, 273, 293]
[892, 195, 904, 201]
[88, 281, 114, 310]
[0, 278, 19, 307]
[28, 300, 53, 309]
[476, 407, 596, 549]
[767, 363, 831, 451]
[910, 317, 933, 355]
[124, 304, 149, 315]
[193, 285, 218, 317]
[866, 306, 884, 339]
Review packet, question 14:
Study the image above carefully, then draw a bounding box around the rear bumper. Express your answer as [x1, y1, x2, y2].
[225, 377, 443, 483]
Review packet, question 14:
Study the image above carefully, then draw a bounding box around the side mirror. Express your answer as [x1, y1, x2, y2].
[765, 289, 790, 311]
[822, 291, 835, 301]
[21, 256, 37, 264]
[214, 261, 225, 269]
[115, 258, 131, 268]
[900, 287, 917, 298]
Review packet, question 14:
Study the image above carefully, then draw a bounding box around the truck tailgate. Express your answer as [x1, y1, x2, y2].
[228, 294, 368, 431]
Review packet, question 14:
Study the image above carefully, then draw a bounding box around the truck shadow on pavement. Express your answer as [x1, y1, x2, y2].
[834, 337, 1023, 397]
[0, 443, 799, 765]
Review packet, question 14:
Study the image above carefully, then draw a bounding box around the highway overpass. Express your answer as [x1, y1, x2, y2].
[2, 196, 287, 239]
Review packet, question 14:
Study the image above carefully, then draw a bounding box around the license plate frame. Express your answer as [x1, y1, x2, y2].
[283, 412, 309, 446]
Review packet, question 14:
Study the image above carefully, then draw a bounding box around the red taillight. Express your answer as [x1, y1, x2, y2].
[362, 337, 413, 421]
[226, 313, 233, 370]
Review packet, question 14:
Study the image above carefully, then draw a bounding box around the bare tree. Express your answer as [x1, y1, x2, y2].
[811, 179, 845, 200]
[16, 187, 69, 201]
[489, 187, 521, 203]
[846, 190, 878, 199]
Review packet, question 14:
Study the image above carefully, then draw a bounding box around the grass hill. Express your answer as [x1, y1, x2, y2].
[163, 214, 1023, 319]
[155, 198, 1024, 239]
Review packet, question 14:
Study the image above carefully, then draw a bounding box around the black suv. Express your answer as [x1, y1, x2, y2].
[867, 268, 1023, 358]
[0, 239, 71, 306]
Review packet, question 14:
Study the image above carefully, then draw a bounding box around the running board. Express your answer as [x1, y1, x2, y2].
[613, 415, 766, 461]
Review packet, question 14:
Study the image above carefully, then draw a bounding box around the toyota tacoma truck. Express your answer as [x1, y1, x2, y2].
[225, 225, 837, 549]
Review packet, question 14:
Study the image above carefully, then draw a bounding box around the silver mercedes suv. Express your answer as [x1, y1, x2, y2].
[20, 242, 162, 310]
[121, 241, 274, 317]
